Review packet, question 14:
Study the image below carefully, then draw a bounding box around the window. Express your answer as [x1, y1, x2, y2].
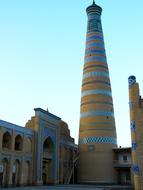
[88, 145, 95, 152]
[123, 155, 127, 162]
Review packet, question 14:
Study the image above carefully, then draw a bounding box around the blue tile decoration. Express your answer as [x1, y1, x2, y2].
[86, 35, 103, 42]
[84, 64, 108, 70]
[2, 127, 12, 134]
[128, 76, 136, 87]
[82, 80, 110, 87]
[15, 130, 24, 136]
[44, 127, 56, 143]
[79, 136, 117, 145]
[87, 18, 102, 33]
[81, 89, 112, 98]
[83, 71, 109, 80]
[88, 14, 101, 20]
[34, 108, 61, 121]
[80, 110, 114, 118]
[131, 121, 136, 132]
[133, 164, 139, 174]
[43, 127, 56, 180]
[86, 42, 104, 49]
[85, 49, 105, 55]
[0, 119, 34, 136]
[85, 56, 107, 63]
[132, 141, 137, 150]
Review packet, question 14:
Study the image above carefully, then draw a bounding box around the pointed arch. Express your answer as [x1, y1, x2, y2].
[12, 159, 21, 186]
[2, 131, 12, 149]
[42, 136, 54, 184]
[43, 137, 54, 153]
[15, 135, 23, 151]
[24, 161, 30, 185]
[2, 158, 9, 187]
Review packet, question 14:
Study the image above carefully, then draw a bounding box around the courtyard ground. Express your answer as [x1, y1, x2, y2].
[2, 184, 134, 190]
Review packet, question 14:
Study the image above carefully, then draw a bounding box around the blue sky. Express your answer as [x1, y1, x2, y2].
[0, 0, 143, 146]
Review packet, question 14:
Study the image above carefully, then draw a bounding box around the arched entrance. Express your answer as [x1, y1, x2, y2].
[42, 173, 47, 185]
[42, 137, 54, 185]
[24, 161, 30, 185]
[12, 159, 20, 186]
[1, 158, 9, 187]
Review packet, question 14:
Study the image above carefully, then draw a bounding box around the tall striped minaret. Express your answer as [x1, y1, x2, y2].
[78, 1, 117, 183]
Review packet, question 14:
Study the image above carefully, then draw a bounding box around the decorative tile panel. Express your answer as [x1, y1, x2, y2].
[83, 71, 109, 80]
[133, 164, 140, 174]
[132, 141, 137, 150]
[79, 136, 117, 145]
[80, 110, 114, 118]
[128, 76, 136, 87]
[131, 121, 136, 132]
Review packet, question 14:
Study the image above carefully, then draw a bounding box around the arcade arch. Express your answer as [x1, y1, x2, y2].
[12, 159, 21, 186]
[2, 132, 12, 149]
[23, 161, 30, 185]
[42, 137, 54, 184]
[0, 158, 9, 187]
[15, 135, 23, 151]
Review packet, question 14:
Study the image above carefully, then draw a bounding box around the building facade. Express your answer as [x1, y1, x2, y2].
[128, 76, 143, 190]
[113, 147, 132, 185]
[0, 108, 78, 187]
[78, 1, 117, 183]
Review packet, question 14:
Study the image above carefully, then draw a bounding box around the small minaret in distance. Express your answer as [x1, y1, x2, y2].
[78, 1, 117, 183]
[128, 76, 143, 190]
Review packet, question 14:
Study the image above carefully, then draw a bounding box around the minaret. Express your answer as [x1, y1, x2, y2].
[78, 1, 117, 183]
[128, 76, 143, 190]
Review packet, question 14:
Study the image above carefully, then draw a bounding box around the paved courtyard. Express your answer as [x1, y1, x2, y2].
[2, 184, 134, 190]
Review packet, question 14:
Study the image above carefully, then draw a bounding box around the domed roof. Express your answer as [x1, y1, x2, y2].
[86, 0, 102, 15]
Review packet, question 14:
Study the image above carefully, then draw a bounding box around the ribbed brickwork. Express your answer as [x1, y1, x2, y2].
[78, 2, 117, 183]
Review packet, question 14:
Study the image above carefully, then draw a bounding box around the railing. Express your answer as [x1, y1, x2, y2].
[64, 155, 79, 184]
[113, 160, 131, 168]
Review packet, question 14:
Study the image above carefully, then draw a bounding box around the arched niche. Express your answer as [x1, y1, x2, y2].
[2, 132, 12, 150]
[0, 158, 9, 187]
[42, 137, 54, 184]
[23, 161, 30, 185]
[15, 135, 23, 151]
[43, 137, 54, 154]
[12, 159, 21, 186]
